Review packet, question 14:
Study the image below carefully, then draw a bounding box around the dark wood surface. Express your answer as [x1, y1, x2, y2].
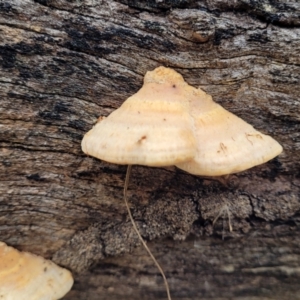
[0, 0, 299, 299]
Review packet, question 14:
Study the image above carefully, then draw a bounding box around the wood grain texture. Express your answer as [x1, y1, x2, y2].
[0, 0, 299, 299]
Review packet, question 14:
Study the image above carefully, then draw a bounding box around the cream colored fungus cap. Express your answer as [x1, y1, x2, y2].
[0, 242, 73, 300]
[82, 67, 196, 166]
[82, 66, 282, 174]
[176, 87, 283, 176]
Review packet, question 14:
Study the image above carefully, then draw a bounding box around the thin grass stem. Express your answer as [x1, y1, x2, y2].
[123, 165, 171, 300]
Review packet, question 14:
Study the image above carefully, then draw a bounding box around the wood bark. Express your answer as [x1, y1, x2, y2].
[0, 0, 300, 299]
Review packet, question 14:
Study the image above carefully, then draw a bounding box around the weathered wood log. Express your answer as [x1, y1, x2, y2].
[0, 0, 299, 299]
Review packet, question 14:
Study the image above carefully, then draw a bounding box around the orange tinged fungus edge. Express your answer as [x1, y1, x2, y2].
[176, 85, 283, 176]
[0, 242, 74, 300]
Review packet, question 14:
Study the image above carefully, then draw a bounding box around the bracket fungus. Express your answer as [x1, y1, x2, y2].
[175, 85, 283, 176]
[82, 67, 196, 166]
[81, 66, 283, 300]
[82, 66, 282, 172]
[0, 241, 73, 300]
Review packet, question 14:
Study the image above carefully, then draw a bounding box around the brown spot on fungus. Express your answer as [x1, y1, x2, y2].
[137, 135, 147, 143]
[219, 142, 227, 153]
[97, 116, 106, 123]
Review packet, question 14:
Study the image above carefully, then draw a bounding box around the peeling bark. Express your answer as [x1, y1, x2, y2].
[0, 0, 299, 299]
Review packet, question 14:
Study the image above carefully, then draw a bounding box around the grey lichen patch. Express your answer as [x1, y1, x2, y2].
[52, 194, 198, 273]
[197, 192, 252, 235]
[52, 225, 104, 273]
[142, 196, 199, 240]
[251, 192, 300, 221]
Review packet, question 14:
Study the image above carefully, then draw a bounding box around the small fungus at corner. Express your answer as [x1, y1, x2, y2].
[0, 241, 74, 300]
